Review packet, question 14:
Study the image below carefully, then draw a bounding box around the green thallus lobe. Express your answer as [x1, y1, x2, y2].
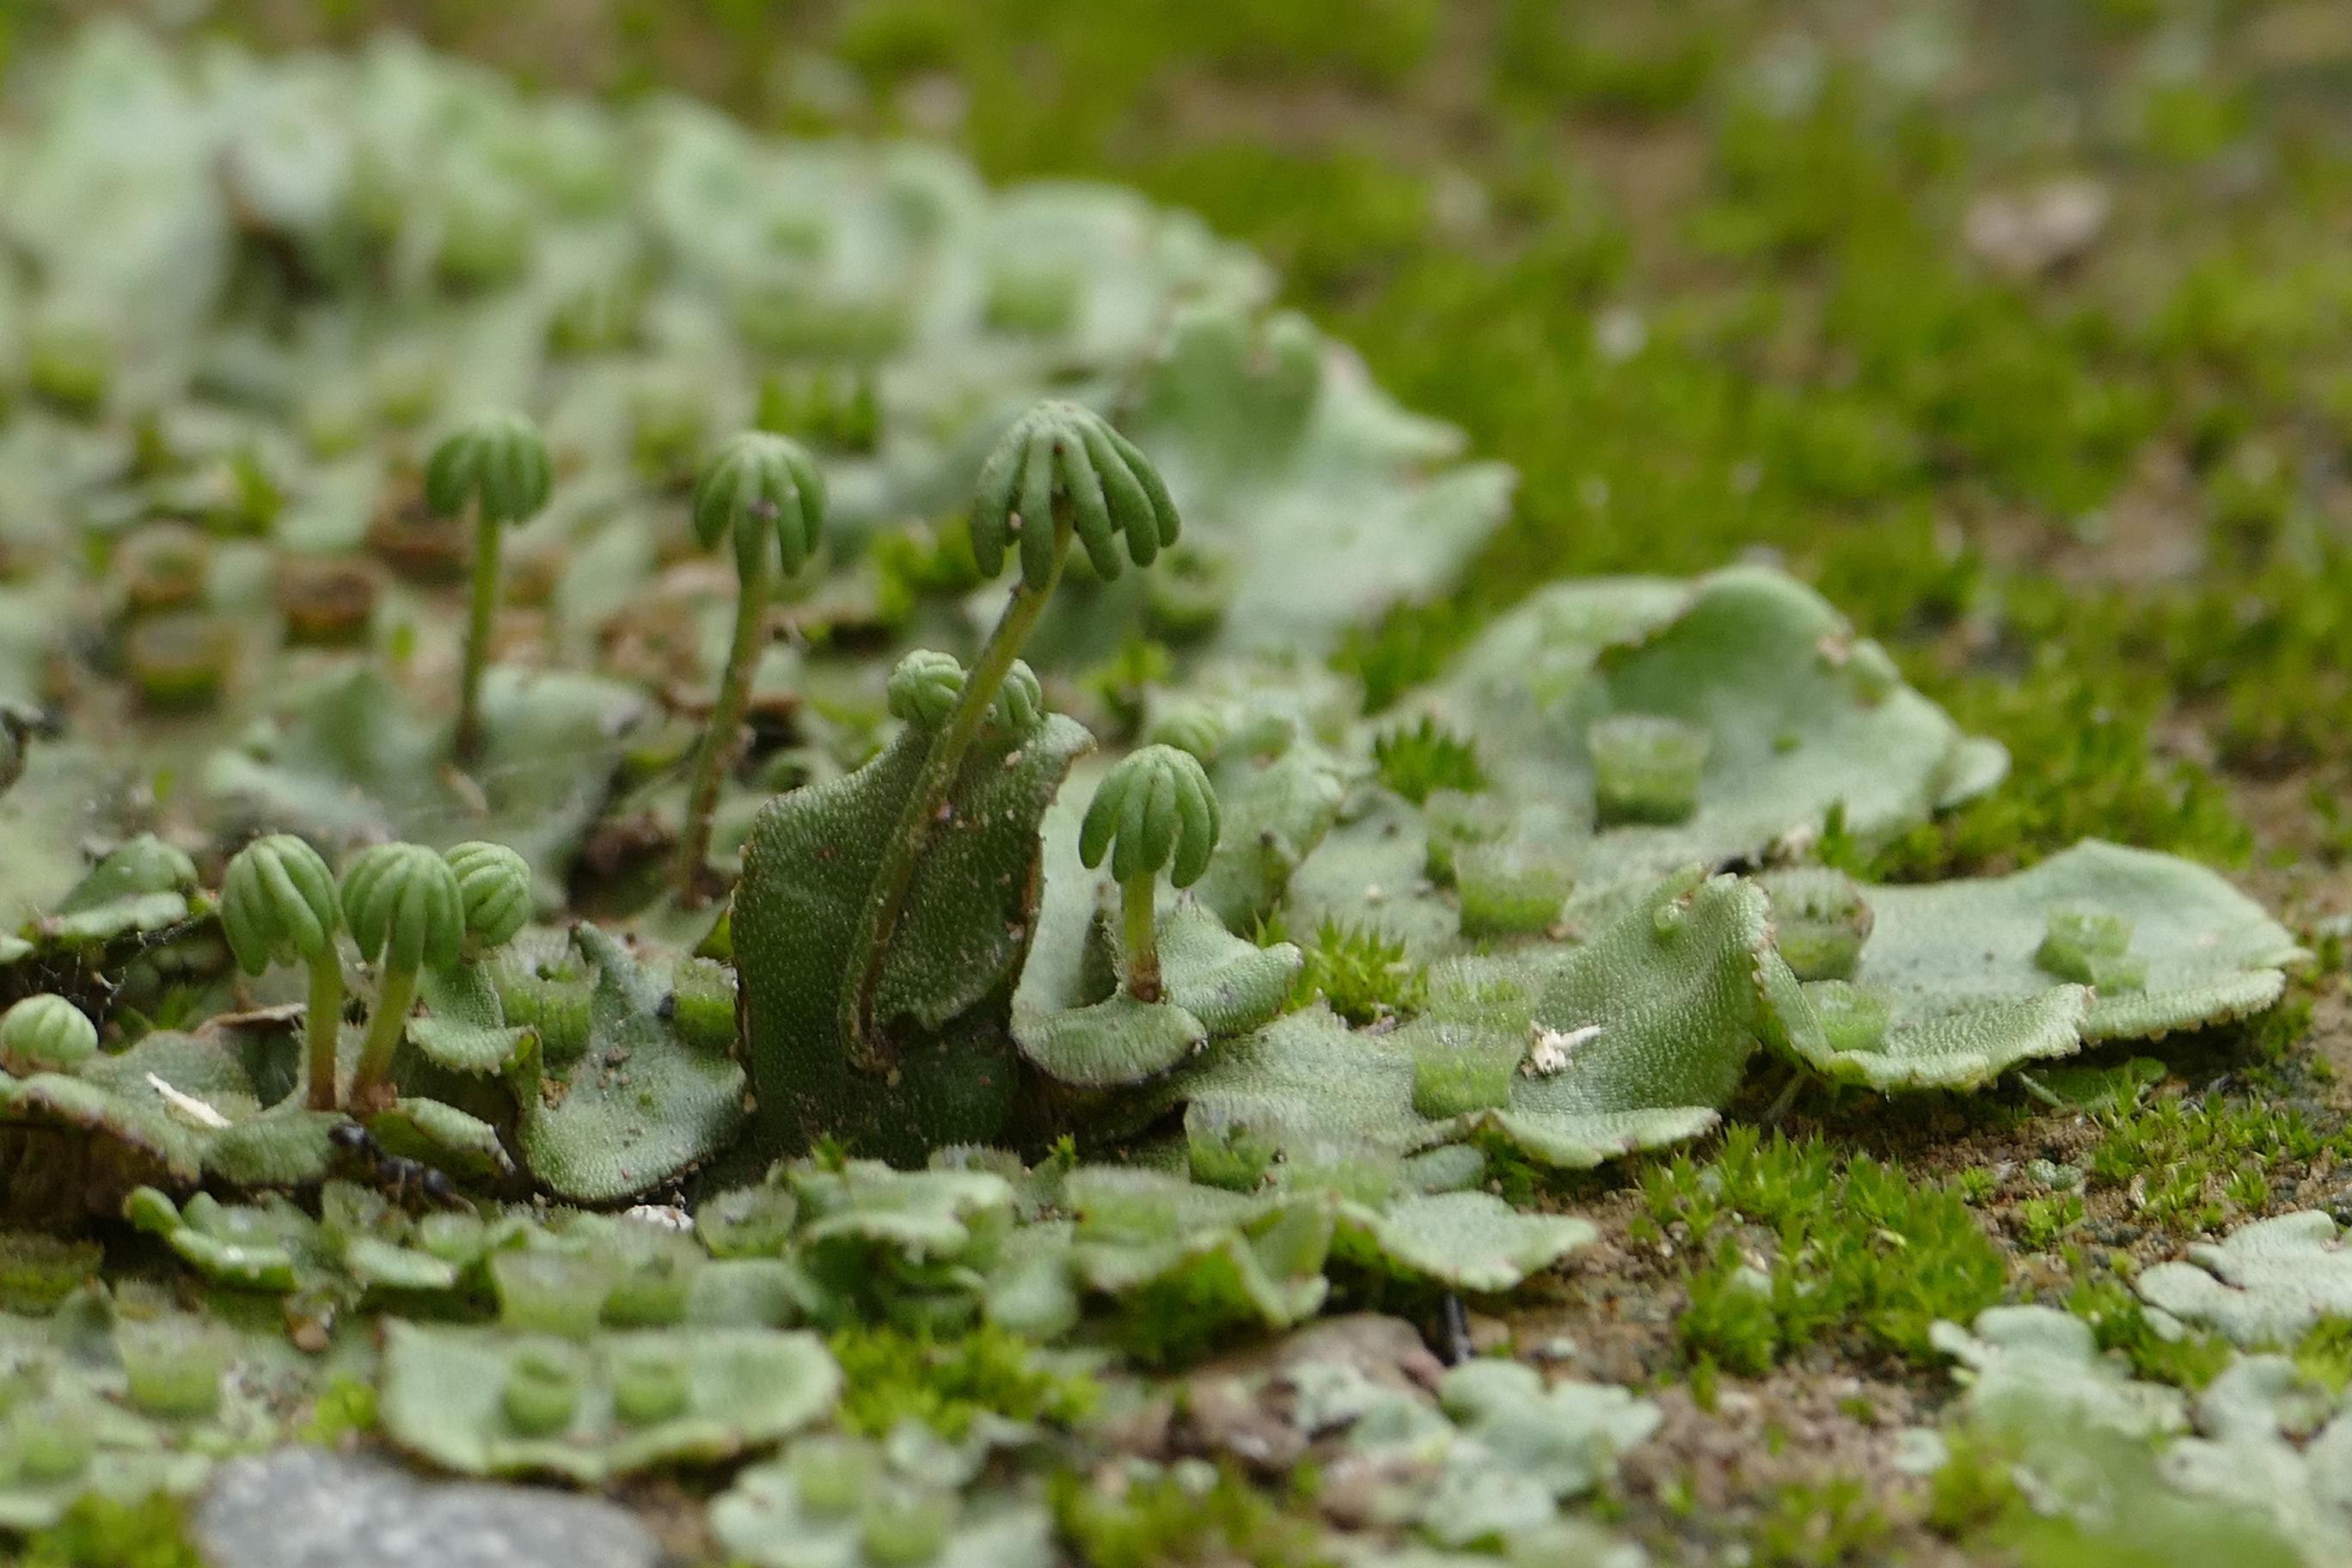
[220, 834, 346, 1110]
[426, 409, 553, 767]
[1080, 744, 1221, 1003]
[674, 432, 827, 904]
[838, 401, 1179, 1068]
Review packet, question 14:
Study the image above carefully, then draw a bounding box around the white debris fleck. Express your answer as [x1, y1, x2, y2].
[1524, 1023, 1602, 1076]
[1964, 177, 2110, 278]
[146, 1072, 231, 1129]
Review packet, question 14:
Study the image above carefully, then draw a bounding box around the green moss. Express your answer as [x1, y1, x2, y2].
[2086, 1093, 2343, 1234]
[1053, 1461, 1328, 1568]
[1633, 1128, 2005, 1371]
[1370, 717, 1488, 805]
[20, 1496, 203, 1568]
[299, 1373, 381, 1444]
[1285, 917, 1425, 1027]
[2064, 1278, 2233, 1391]
[1951, 1167, 1999, 1206]
[2292, 1314, 2352, 1396]
[2015, 1193, 2085, 1253]
[830, 1324, 1098, 1442]
[1752, 1475, 1891, 1568]
[1332, 600, 1480, 715]
[1923, 1431, 2024, 1541]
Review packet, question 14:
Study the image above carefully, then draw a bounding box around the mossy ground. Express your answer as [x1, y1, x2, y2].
[20, 0, 2352, 1561]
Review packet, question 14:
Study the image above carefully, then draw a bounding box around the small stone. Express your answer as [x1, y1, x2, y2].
[1963, 177, 2110, 277]
[197, 1448, 661, 1568]
[1464, 1312, 1512, 1357]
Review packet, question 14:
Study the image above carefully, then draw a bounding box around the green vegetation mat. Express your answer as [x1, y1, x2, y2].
[5, 1, 2352, 1564]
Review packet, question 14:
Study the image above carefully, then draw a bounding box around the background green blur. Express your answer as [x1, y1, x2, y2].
[15, 0, 2352, 887]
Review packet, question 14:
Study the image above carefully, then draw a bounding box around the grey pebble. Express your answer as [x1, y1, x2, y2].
[196, 1447, 662, 1568]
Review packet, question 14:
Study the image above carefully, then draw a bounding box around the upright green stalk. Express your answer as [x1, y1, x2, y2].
[351, 964, 420, 1113]
[340, 842, 464, 1114]
[455, 510, 502, 763]
[1120, 873, 1162, 1003]
[675, 545, 768, 898]
[303, 953, 345, 1112]
[836, 400, 1180, 1069]
[426, 410, 552, 769]
[840, 524, 1066, 1068]
[673, 432, 824, 904]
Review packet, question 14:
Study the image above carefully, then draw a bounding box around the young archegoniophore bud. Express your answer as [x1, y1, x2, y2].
[989, 659, 1044, 730]
[222, 832, 347, 1110]
[1147, 701, 1225, 764]
[967, 401, 1179, 591]
[886, 650, 966, 731]
[342, 844, 466, 974]
[691, 431, 827, 580]
[444, 840, 532, 949]
[341, 842, 466, 1111]
[220, 834, 341, 976]
[1081, 744, 1222, 1005]
[0, 994, 98, 1074]
[426, 409, 554, 526]
[1079, 744, 1222, 891]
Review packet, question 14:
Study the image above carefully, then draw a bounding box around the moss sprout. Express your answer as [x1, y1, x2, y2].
[1291, 916, 1424, 1026]
[1372, 716, 1488, 805]
[114, 524, 211, 617]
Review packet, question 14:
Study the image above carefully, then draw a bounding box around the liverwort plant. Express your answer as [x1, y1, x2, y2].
[674, 432, 827, 903]
[839, 401, 1179, 1066]
[444, 840, 533, 950]
[219, 834, 346, 1110]
[340, 842, 464, 1112]
[425, 410, 553, 765]
[1080, 744, 1222, 1004]
[0, 994, 98, 1075]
